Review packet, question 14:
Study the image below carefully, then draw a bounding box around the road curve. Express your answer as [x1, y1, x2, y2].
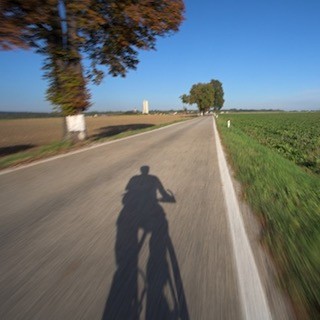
[1, 117, 246, 319]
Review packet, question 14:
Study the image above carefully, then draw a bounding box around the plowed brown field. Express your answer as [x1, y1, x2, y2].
[0, 115, 189, 156]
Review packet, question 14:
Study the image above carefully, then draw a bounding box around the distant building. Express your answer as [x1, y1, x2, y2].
[142, 100, 149, 114]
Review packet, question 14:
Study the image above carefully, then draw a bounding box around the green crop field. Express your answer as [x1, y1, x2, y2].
[217, 112, 320, 319]
[220, 112, 320, 175]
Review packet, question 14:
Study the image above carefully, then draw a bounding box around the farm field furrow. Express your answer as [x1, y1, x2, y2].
[0, 115, 188, 148]
[0, 114, 189, 154]
[0, 114, 192, 169]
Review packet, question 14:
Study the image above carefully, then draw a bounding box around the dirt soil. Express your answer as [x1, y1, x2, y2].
[0, 115, 189, 157]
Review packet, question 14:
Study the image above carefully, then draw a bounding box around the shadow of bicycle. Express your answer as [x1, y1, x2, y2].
[103, 166, 189, 320]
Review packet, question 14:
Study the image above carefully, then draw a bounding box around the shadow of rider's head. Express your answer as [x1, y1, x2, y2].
[140, 165, 150, 175]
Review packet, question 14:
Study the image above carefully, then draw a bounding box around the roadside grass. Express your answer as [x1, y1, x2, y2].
[0, 140, 73, 169]
[0, 118, 191, 170]
[216, 118, 320, 319]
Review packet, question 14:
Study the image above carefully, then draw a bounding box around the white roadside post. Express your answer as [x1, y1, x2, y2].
[227, 119, 231, 128]
[66, 114, 87, 141]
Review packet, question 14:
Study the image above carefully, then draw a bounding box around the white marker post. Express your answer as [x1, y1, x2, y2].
[66, 114, 87, 140]
[227, 120, 231, 128]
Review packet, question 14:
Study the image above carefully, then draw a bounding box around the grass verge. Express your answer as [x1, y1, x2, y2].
[0, 140, 73, 169]
[0, 118, 191, 170]
[216, 118, 320, 319]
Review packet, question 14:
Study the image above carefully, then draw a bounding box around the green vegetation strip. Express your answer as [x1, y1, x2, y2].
[217, 115, 320, 318]
[221, 112, 320, 175]
[0, 140, 73, 169]
[0, 118, 191, 170]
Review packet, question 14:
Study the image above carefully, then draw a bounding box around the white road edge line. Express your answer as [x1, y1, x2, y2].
[0, 119, 192, 176]
[213, 117, 272, 320]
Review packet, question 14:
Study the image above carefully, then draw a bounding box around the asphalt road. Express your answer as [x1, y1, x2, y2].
[1, 117, 244, 319]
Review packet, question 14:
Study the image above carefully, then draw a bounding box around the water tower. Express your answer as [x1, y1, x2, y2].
[142, 100, 149, 114]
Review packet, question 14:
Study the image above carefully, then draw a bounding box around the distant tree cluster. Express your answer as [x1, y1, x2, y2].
[0, 111, 61, 119]
[0, 0, 185, 116]
[180, 80, 224, 113]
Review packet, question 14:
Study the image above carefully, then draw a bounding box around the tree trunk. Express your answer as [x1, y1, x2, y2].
[60, 4, 89, 141]
[66, 5, 90, 114]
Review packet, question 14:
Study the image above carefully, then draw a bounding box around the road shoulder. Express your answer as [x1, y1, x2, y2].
[213, 117, 295, 320]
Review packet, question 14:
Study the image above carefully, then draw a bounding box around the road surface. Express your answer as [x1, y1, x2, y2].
[1, 117, 262, 319]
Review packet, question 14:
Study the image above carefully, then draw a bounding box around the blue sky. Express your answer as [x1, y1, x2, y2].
[1, 0, 320, 112]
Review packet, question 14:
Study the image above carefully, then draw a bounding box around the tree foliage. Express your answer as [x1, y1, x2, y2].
[210, 79, 224, 111]
[179, 94, 190, 105]
[0, 0, 185, 115]
[189, 83, 214, 113]
[181, 79, 224, 113]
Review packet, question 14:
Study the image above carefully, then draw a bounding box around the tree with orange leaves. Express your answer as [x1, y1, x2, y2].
[0, 0, 185, 117]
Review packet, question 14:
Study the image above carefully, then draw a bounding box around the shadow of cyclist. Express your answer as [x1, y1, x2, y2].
[103, 166, 189, 320]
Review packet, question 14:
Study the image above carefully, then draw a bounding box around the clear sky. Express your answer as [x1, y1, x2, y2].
[1, 0, 320, 112]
